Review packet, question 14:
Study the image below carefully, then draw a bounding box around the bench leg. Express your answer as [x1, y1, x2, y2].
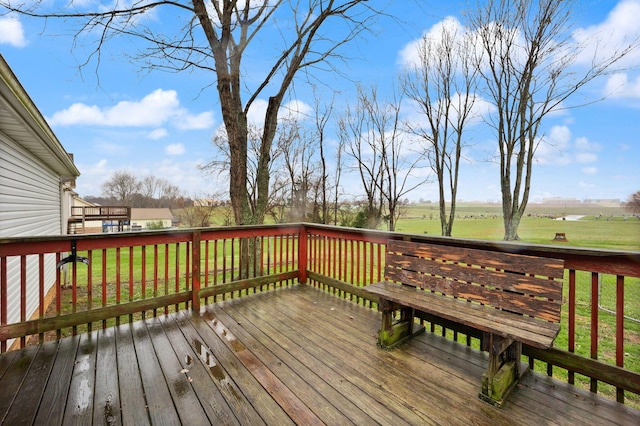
[376, 299, 425, 350]
[479, 334, 529, 407]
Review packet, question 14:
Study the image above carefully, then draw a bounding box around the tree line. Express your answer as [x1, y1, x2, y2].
[92, 172, 184, 209]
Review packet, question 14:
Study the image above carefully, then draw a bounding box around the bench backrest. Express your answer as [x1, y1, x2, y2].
[384, 240, 565, 323]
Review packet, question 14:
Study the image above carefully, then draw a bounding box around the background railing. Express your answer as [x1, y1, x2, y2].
[69, 206, 131, 219]
[1, 223, 639, 407]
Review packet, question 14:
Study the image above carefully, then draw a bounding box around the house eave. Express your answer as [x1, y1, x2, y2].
[0, 54, 80, 178]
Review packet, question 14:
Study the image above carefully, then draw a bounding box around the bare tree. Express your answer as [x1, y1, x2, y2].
[276, 117, 311, 221]
[333, 133, 346, 226]
[2, 1, 378, 226]
[623, 191, 640, 216]
[341, 86, 426, 230]
[140, 176, 181, 207]
[312, 90, 335, 224]
[340, 87, 385, 229]
[469, 0, 636, 240]
[176, 194, 218, 228]
[205, 1, 377, 226]
[376, 91, 426, 232]
[101, 170, 141, 205]
[140, 176, 180, 201]
[403, 18, 477, 236]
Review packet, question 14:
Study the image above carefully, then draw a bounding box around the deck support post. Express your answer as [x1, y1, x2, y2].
[377, 298, 425, 350]
[480, 333, 528, 407]
[297, 226, 307, 284]
[191, 231, 201, 313]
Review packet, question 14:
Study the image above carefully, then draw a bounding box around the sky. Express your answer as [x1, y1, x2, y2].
[0, 0, 639, 204]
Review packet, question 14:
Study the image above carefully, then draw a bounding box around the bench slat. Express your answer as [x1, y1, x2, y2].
[386, 252, 563, 300]
[388, 240, 565, 279]
[367, 281, 560, 349]
[386, 267, 562, 322]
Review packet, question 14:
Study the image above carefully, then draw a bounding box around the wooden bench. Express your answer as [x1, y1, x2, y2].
[364, 239, 565, 407]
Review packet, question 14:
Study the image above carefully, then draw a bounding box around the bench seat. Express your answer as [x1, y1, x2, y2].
[366, 281, 561, 349]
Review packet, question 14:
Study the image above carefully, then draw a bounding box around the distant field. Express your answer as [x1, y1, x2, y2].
[395, 202, 640, 251]
[197, 201, 639, 251]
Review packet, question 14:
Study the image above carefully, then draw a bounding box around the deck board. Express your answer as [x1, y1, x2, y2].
[93, 328, 120, 426]
[3, 340, 58, 426]
[144, 317, 211, 424]
[33, 335, 80, 425]
[186, 309, 295, 425]
[63, 332, 98, 425]
[240, 285, 509, 425]
[157, 314, 243, 425]
[0, 345, 40, 421]
[114, 324, 149, 426]
[209, 306, 376, 425]
[1, 283, 639, 425]
[130, 320, 181, 425]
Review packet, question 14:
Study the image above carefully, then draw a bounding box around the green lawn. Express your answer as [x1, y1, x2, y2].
[395, 202, 640, 251]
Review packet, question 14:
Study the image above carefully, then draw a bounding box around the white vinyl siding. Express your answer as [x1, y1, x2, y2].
[0, 131, 61, 337]
[1, 132, 61, 236]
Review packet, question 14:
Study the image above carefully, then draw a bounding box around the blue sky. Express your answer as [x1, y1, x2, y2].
[1, 0, 639, 203]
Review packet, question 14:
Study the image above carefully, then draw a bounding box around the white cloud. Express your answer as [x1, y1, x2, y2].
[281, 99, 313, 121]
[549, 125, 572, 147]
[536, 125, 572, 165]
[165, 143, 185, 155]
[147, 128, 168, 139]
[48, 89, 214, 130]
[582, 167, 598, 175]
[576, 152, 598, 163]
[247, 99, 268, 126]
[574, 136, 599, 163]
[398, 16, 465, 68]
[0, 15, 27, 47]
[572, 0, 640, 68]
[603, 73, 640, 99]
[575, 136, 600, 152]
[174, 111, 215, 130]
[536, 126, 603, 167]
[75, 159, 110, 195]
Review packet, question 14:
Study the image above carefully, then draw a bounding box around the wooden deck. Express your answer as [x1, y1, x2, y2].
[1, 284, 639, 425]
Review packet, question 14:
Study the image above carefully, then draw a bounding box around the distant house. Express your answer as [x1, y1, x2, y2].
[0, 54, 80, 347]
[130, 208, 174, 230]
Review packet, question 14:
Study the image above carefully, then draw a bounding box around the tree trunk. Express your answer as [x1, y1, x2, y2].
[503, 212, 522, 241]
[228, 113, 250, 225]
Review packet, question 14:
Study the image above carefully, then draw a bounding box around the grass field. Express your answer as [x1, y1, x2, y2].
[395, 202, 640, 251]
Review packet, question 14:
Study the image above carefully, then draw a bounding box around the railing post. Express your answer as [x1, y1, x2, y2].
[192, 231, 201, 312]
[298, 225, 308, 284]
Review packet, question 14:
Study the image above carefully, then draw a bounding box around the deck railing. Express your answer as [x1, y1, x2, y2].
[1, 223, 639, 407]
[69, 206, 131, 220]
